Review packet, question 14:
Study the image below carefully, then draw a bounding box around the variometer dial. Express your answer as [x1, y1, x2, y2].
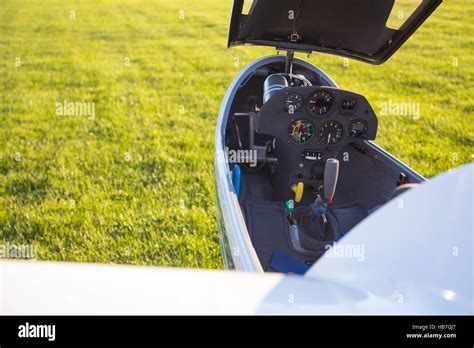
[317, 120, 343, 145]
[308, 90, 333, 116]
[289, 119, 315, 145]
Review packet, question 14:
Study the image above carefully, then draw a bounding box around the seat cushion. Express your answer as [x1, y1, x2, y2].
[331, 202, 369, 238]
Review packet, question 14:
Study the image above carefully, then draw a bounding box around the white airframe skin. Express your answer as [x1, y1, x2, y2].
[1, 163, 472, 315]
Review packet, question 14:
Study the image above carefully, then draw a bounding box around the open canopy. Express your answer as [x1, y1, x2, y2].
[228, 0, 442, 64]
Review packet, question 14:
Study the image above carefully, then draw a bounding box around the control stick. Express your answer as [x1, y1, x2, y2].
[309, 158, 339, 227]
[324, 158, 339, 202]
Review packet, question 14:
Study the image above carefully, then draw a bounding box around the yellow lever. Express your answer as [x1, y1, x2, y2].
[292, 182, 304, 203]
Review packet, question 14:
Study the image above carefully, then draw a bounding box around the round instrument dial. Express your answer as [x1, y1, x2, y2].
[289, 119, 315, 145]
[317, 120, 343, 145]
[308, 90, 333, 116]
[284, 92, 304, 113]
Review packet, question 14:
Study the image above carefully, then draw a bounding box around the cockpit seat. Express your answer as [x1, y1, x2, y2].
[296, 183, 420, 251]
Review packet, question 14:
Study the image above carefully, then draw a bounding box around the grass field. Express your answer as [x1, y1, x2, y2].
[0, 0, 473, 268]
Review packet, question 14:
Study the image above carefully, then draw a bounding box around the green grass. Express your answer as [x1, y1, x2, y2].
[0, 0, 472, 268]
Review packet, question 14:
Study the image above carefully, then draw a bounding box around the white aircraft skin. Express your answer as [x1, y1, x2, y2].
[306, 163, 473, 315]
[1, 163, 472, 315]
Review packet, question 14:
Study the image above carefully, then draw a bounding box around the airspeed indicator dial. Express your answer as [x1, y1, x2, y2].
[284, 93, 304, 113]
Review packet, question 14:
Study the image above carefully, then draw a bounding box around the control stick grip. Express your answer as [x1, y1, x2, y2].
[324, 158, 339, 201]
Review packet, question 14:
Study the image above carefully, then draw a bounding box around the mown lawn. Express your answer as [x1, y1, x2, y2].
[0, 0, 472, 268]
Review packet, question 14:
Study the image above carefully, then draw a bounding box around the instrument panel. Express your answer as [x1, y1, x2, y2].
[256, 86, 378, 188]
[258, 86, 377, 150]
